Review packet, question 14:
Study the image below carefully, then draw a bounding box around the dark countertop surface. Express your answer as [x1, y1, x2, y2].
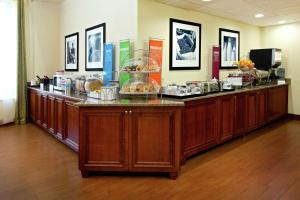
[28, 86, 184, 107]
[173, 83, 289, 102]
[28, 86, 85, 102]
[76, 97, 185, 107]
[28, 82, 288, 107]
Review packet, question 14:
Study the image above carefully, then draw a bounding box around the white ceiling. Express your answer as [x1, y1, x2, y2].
[152, 0, 300, 27]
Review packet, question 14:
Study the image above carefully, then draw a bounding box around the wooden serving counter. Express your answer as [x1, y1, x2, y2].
[28, 87, 184, 179]
[28, 83, 288, 179]
[180, 84, 288, 163]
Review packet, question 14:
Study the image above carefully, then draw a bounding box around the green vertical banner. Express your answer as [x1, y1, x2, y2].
[119, 39, 131, 87]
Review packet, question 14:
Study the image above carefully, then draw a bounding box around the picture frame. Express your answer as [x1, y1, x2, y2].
[65, 32, 79, 71]
[85, 23, 106, 71]
[219, 28, 240, 69]
[169, 18, 201, 70]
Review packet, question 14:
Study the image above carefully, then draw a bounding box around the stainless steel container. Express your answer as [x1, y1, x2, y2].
[75, 77, 86, 93]
[100, 86, 118, 101]
[203, 81, 219, 93]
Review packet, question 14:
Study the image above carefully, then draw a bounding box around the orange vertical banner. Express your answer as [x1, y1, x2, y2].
[148, 39, 163, 85]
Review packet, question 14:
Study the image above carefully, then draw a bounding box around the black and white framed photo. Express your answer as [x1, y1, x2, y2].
[169, 18, 201, 70]
[219, 28, 240, 69]
[85, 23, 106, 71]
[65, 33, 79, 71]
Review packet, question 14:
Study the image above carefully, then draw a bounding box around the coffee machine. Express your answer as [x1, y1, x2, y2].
[250, 48, 282, 80]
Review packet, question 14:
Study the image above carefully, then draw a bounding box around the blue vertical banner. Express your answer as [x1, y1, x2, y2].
[104, 43, 114, 86]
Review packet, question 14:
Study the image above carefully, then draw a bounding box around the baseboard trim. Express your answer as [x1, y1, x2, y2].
[287, 114, 300, 120]
[0, 122, 15, 127]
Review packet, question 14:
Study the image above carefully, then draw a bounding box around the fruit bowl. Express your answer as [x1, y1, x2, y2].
[234, 59, 255, 72]
[239, 66, 250, 72]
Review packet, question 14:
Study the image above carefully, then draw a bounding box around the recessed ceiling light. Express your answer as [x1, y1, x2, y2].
[202, 0, 212, 2]
[278, 20, 286, 24]
[255, 13, 264, 18]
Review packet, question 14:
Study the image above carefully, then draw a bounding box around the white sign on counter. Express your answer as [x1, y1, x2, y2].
[227, 77, 243, 86]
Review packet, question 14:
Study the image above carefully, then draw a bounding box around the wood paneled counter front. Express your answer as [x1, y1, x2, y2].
[28, 83, 288, 179]
[179, 84, 288, 163]
[28, 87, 183, 179]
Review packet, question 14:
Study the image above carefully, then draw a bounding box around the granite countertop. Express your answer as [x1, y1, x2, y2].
[76, 97, 185, 107]
[173, 83, 289, 102]
[28, 82, 288, 107]
[28, 86, 184, 107]
[28, 86, 85, 101]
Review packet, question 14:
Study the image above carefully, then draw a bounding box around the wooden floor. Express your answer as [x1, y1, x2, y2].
[0, 119, 300, 200]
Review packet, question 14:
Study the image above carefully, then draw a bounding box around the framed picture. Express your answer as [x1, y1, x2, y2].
[65, 32, 79, 71]
[219, 28, 240, 69]
[169, 18, 201, 70]
[85, 23, 106, 71]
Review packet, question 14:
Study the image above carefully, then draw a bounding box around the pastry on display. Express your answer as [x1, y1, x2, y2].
[120, 49, 161, 95]
[121, 81, 159, 94]
[148, 83, 155, 92]
[122, 65, 160, 72]
[136, 66, 143, 72]
[136, 83, 144, 92]
[84, 79, 103, 92]
[130, 84, 137, 93]
[144, 84, 150, 92]
[122, 85, 130, 92]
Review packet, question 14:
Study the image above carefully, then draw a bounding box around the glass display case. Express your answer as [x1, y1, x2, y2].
[119, 49, 161, 95]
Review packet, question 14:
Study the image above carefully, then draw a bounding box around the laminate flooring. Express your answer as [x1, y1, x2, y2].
[0, 119, 300, 200]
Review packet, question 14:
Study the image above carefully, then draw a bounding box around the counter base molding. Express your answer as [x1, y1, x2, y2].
[287, 114, 300, 120]
[79, 107, 182, 179]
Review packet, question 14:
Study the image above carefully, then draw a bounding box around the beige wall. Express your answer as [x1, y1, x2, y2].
[59, 0, 138, 74]
[27, 0, 261, 81]
[27, 0, 138, 80]
[27, 1, 61, 81]
[27, 0, 298, 115]
[261, 23, 300, 114]
[138, 0, 261, 85]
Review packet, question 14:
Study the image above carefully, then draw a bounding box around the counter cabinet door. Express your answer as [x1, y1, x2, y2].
[64, 100, 80, 151]
[42, 95, 48, 129]
[268, 85, 288, 121]
[257, 90, 268, 125]
[129, 108, 181, 172]
[36, 93, 43, 125]
[79, 108, 129, 171]
[183, 99, 219, 157]
[184, 104, 206, 152]
[246, 91, 258, 130]
[234, 93, 247, 137]
[29, 89, 37, 122]
[47, 95, 56, 134]
[55, 97, 64, 139]
[204, 99, 219, 145]
[219, 95, 235, 143]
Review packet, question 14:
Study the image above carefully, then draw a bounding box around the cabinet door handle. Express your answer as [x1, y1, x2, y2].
[129, 111, 132, 115]
[125, 111, 128, 115]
